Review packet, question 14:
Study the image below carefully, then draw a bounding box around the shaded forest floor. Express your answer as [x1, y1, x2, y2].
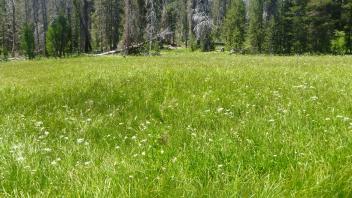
[1, 52, 352, 196]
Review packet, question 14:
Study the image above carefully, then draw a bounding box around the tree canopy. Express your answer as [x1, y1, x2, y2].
[0, 0, 351, 58]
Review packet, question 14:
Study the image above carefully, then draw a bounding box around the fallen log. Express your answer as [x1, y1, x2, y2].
[96, 49, 123, 56]
[95, 29, 173, 56]
[95, 42, 146, 56]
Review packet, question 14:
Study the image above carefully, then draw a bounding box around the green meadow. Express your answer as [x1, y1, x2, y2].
[1, 52, 352, 197]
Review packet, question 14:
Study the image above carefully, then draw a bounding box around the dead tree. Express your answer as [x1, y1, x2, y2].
[41, 0, 48, 55]
[192, 0, 213, 51]
[124, 0, 132, 54]
[145, 0, 158, 53]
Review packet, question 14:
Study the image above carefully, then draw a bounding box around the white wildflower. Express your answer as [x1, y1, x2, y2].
[43, 148, 52, 152]
[51, 160, 58, 166]
[16, 156, 25, 162]
[310, 96, 319, 101]
[77, 138, 85, 144]
[84, 161, 92, 166]
[141, 139, 147, 143]
[217, 107, 224, 113]
[35, 121, 43, 127]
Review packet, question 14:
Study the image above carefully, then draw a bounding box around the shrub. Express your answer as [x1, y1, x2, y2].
[331, 31, 347, 55]
[2, 48, 8, 61]
[46, 15, 69, 57]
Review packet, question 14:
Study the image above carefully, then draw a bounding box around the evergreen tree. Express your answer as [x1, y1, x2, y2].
[0, 0, 351, 56]
[46, 15, 70, 57]
[212, 0, 230, 42]
[290, 0, 308, 54]
[278, 0, 294, 54]
[331, 30, 346, 55]
[223, 0, 246, 52]
[342, 1, 352, 53]
[21, 23, 35, 59]
[247, 0, 265, 53]
[307, 0, 336, 53]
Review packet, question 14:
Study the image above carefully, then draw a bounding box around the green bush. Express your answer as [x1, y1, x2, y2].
[46, 15, 69, 57]
[331, 31, 347, 55]
[1, 48, 8, 61]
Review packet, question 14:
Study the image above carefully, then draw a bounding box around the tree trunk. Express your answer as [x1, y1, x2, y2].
[41, 0, 48, 55]
[11, 0, 16, 57]
[81, 0, 92, 52]
[33, 0, 40, 53]
[124, 0, 132, 54]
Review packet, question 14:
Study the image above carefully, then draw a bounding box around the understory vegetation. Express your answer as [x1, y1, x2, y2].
[1, 52, 352, 196]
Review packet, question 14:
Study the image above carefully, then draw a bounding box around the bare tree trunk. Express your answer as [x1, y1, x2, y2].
[81, 0, 92, 52]
[146, 0, 157, 54]
[124, 0, 132, 54]
[41, 0, 47, 55]
[0, 0, 5, 50]
[187, 0, 194, 46]
[33, 0, 40, 53]
[11, 0, 16, 57]
[24, 0, 30, 23]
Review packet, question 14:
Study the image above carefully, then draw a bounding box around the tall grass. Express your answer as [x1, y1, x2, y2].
[0, 53, 352, 197]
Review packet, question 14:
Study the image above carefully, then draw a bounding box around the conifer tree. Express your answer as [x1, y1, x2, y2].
[223, 0, 246, 52]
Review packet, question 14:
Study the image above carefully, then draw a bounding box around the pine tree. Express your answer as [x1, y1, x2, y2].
[307, 0, 336, 53]
[342, 1, 352, 53]
[21, 23, 35, 59]
[46, 15, 70, 57]
[211, 0, 229, 41]
[247, 0, 265, 53]
[222, 0, 246, 52]
[290, 0, 308, 54]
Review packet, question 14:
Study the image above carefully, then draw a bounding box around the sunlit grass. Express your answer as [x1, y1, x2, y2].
[1, 52, 352, 197]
